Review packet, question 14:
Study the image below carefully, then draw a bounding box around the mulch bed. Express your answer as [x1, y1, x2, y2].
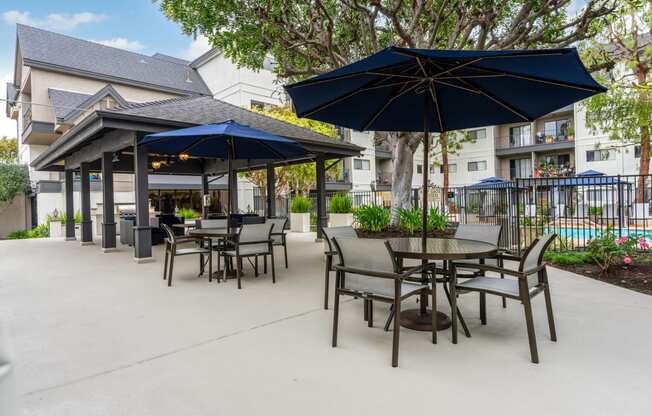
[355, 227, 455, 239]
[552, 259, 652, 296]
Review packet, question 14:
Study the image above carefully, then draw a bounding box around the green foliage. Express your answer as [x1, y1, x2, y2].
[396, 207, 421, 234]
[544, 251, 593, 266]
[329, 193, 353, 214]
[0, 163, 29, 203]
[178, 207, 199, 220]
[588, 206, 603, 217]
[427, 207, 448, 231]
[290, 195, 312, 213]
[587, 229, 638, 273]
[7, 224, 49, 239]
[0, 137, 17, 163]
[354, 205, 390, 232]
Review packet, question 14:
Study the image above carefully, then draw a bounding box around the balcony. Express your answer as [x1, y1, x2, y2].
[374, 142, 392, 159]
[22, 102, 32, 133]
[374, 171, 392, 191]
[495, 133, 575, 157]
[326, 167, 352, 191]
[533, 164, 575, 178]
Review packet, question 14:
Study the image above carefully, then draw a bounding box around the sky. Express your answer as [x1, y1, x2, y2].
[0, 0, 212, 138]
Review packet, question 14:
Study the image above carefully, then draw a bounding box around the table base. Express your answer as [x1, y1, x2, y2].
[400, 309, 451, 331]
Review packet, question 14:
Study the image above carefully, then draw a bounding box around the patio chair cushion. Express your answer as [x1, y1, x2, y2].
[223, 244, 269, 256]
[175, 247, 211, 256]
[345, 274, 427, 298]
[457, 276, 520, 297]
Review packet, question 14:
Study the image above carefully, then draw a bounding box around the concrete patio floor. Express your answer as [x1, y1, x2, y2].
[1, 233, 651, 415]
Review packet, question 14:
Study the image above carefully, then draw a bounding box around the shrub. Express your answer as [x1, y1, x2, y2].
[588, 206, 603, 217]
[178, 207, 199, 220]
[353, 205, 390, 232]
[544, 251, 593, 266]
[396, 207, 422, 233]
[8, 224, 49, 239]
[329, 193, 353, 214]
[290, 195, 312, 213]
[427, 207, 448, 231]
[587, 228, 637, 273]
[0, 163, 30, 204]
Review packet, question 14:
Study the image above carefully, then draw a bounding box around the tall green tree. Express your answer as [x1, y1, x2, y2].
[161, 0, 615, 221]
[0, 137, 18, 163]
[582, 0, 651, 202]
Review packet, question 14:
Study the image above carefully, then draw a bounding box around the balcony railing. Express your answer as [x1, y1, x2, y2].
[376, 172, 392, 185]
[497, 133, 575, 149]
[22, 102, 32, 132]
[533, 165, 575, 178]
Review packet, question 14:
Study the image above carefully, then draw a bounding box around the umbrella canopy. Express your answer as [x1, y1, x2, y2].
[141, 120, 306, 160]
[285, 46, 605, 132]
[466, 176, 520, 190]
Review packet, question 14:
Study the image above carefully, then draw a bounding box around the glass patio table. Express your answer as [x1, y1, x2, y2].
[386, 237, 498, 342]
[188, 227, 240, 279]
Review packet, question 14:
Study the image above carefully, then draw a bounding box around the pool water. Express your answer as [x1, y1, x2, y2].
[548, 227, 652, 242]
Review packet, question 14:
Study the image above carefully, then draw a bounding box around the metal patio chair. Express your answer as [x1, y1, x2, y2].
[452, 234, 558, 363]
[321, 226, 358, 310]
[267, 217, 289, 268]
[221, 222, 275, 289]
[331, 237, 437, 367]
[162, 224, 212, 287]
[196, 218, 231, 279]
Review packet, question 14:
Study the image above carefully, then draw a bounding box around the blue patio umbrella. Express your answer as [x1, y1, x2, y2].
[466, 176, 520, 190]
[285, 46, 605, 332]
[142, 120, 307, 220]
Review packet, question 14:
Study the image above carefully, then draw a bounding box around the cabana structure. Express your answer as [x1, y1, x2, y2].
[31, 96, 363, 262]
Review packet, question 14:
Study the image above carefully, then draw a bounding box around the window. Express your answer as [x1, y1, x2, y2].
[250, 100, 277, 111]
[468, 129, 486, 141]
[509, 125, 531, 147]
[468, 161, 487, 172]
[353, 159, 370, 170]
[541, 154, 570, 167]
[509, 159, 532, 179]
[635, 145, 641, 158]
[543, 119, 571, 141]
[439, 164, 457, 174]
[586, 149, 613, 162]
[416, 164, 423, 174]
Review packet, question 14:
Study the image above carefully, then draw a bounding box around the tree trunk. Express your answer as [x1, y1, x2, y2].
[440, 132, 449, 210]
[637, 125, 650, 203]
[390, 133, 416, 225]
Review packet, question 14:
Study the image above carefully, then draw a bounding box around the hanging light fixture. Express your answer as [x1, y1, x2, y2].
[179, 152, 190, 161]
[151, 160, 162, 170]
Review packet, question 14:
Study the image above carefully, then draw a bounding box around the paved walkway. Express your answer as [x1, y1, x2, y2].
[1, 233, 651, 415]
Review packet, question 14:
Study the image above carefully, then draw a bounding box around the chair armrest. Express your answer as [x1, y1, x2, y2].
[333, 265, 401, 280]
[495, 251, 523, 262]
[452, 262, 524, 278]
[174, 236, 206, 244]
[238, 239, 273, 246]
[400, 263, 438, 278]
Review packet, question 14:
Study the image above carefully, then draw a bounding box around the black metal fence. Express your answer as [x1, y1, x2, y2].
[253, 174, 652, 253]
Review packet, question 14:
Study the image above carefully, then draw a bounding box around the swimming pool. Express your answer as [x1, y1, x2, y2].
[547, 227, 652, 242]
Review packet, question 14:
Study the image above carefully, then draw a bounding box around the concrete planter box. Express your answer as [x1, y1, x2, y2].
[49, 220, 63, 238]
[328, 213, 354, 227]
[633, 203, 650, 219]
[290, 213, 310, 233]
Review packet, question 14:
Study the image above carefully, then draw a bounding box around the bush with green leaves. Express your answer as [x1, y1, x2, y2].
[396, 207, 422, 234]
[0, 163, 30, 204]
[586, 228, 637, 273]
[588, 206, 603, 217]
[178, 207, 199, 220]
[353, 205, 390, 232]
[427, 207, 448, 231]
[8, 224, 49, 239]
[328, 193, 353, 214]
[290, 195, 312, 213]
[543, 251, 593, 266]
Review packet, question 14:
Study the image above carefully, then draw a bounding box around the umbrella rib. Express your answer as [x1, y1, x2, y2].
[288, 61, 417, 88]
[256, 138, 292, 160]
[429, 84, 445, 132]
[361, 80, 425, 130]
[432, 79, 481, 94]
[431, 58, 483, 78]
[459, 77, 531, 121]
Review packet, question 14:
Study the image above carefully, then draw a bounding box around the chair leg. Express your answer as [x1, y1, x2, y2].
[324, 255, 332, 310]
[208, 249, 212, 282]
[363, 299, 369, 321]
[217, 251, 221, 282]
[479, 292, 487, 325]
[264, 255, 268, 274]
[284, 241, 288, 268]
[431, 274, 437, 344]
[498, 257, 507, 308]
[520, 281, 539, 363]
[367, 300, 373, 327]
[392, 281, 401, 367]
[163, 246, 169, 281]
[168, 253, 174, 287]
[542, 269, 557, 342]
[443, 284, 471, 338]
[270, 250, 276, 283]
[236, 256, 242, 289]
[254, 256, 259, 277]
[450, 263, 458, 344]
[384, 305, 394, 332]
[223, 255, 228, 282]
[332, 271, 341, 347]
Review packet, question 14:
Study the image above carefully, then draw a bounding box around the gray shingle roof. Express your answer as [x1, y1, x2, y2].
[17, 24, 210, 96]
[104, 96, 359, 148]
[48, 89, 91, 120]
[5, 82, 18, 117]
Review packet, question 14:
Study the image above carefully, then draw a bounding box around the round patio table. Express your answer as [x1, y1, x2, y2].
[386, 237, 498, 340]
[188, 228, 240, 279]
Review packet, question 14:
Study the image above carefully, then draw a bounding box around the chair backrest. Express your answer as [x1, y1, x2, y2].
[267, 217, 288, 233]
[238, 222, 274, 244]
[242, 215, 266, 224]
[519, 233, 557, 286]
[196, 218, 227, 229]
[161, 223, 176, 244]
[454, 224, 502, 246]
[322, 226, 358, 253]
